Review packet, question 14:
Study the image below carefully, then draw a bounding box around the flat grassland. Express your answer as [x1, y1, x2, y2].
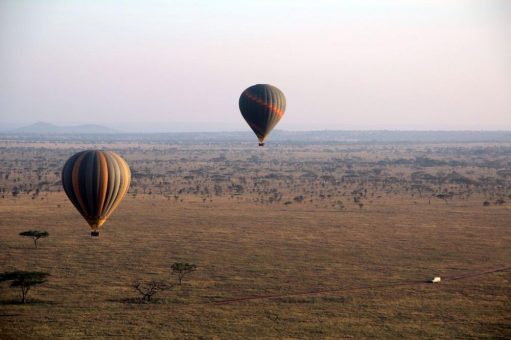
[0, 140, 510, 338]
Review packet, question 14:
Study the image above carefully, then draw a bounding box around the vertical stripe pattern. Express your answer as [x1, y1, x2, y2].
[62, 150, 131, 230]
[239, 84, 286, 144]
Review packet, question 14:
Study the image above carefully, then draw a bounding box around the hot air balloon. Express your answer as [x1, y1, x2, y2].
[239, 84, 286, 146]
[62, 150, 131, 237]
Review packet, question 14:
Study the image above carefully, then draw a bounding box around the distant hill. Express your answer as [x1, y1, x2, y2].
[11, 122, 119, 134]
[269, 130, 511, 143]
[2, 125, 511, 143]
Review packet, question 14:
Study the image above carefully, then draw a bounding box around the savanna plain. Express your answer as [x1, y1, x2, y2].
[0, 136, 510, 339]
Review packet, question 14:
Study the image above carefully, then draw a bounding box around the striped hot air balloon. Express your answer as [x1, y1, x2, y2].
[62, 150, 131, 237]
[239, 84, 286, 146]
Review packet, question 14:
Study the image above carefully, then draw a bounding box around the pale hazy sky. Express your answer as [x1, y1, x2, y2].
[0, 0, 510, 131]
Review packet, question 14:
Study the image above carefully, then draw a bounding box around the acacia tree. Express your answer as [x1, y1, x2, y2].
[170, 263, 197, 285]
[0, 271, 49, 303]
[19, 230, 49, 248]
[131, 280, 173, 302]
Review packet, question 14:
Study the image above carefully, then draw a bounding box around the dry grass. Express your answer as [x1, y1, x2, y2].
[1, 192, 510, 339]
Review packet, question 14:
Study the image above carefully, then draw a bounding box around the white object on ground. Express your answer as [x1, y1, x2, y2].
[431, 276, 441, 283]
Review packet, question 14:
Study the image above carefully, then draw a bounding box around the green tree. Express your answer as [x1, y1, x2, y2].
[19, 230, 49, 248]
[170, 263, 197, 285]
[0, 271, 50, 303]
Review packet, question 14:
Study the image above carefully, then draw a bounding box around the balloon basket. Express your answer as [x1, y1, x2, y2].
[258, 143, 265, 147]
[91, 231, 100, 237]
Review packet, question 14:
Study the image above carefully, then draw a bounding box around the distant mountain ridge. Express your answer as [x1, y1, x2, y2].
[11, 122, 119, 134]
[3, 123, 511, 143]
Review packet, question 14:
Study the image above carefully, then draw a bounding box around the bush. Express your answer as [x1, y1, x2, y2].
[170, 263, 197, 285]
[131, 280, 173, 302]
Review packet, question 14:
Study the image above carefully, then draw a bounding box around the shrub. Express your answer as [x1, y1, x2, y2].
[132, 280, 173, 302]
[170, 263, 197, 285]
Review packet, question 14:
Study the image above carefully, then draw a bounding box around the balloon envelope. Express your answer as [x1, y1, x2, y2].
[62, 150, 131, 232]
[239, 84, 286, 145]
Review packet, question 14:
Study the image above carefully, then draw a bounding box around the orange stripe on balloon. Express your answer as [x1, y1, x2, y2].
[243, 91, 285, 118]
[96, 152, 109, 217]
